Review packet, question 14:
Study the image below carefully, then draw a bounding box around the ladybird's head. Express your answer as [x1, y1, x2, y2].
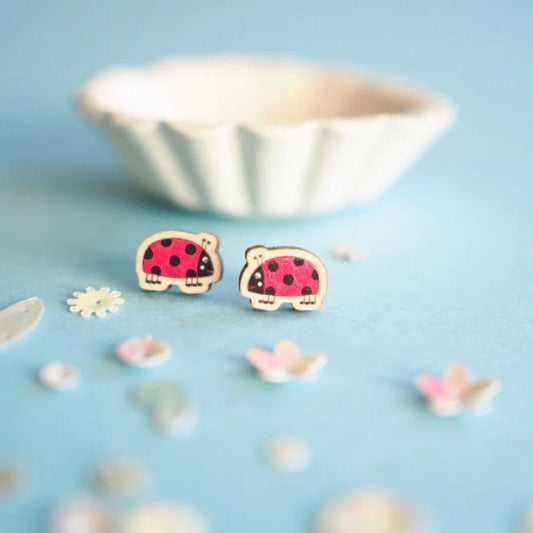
[197, 250, 214, 277]
[248, 266, 265, 294]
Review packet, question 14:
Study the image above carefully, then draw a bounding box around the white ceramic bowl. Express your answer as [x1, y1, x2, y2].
[77, 56, 456, 217]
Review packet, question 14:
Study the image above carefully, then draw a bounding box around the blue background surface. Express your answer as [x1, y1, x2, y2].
[1, 1, 532, 531]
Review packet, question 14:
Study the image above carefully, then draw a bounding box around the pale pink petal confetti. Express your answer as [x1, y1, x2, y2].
[116, 338, 171, 368]
[247, 340, 327, 383]
[49, 497, 112, 533]
[415, 364, 500, 417]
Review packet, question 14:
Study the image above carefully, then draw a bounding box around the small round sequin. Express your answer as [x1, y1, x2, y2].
[153, 402, 199, 434]
[316, 490, 424, 533]
[263, 438, 312, 472]
[39, 362, 80, 391]
[94, 460, 149, 497]
[132, 382, 185, 408]
[49, 497, 111, 533]
[118, 502, 209, 533]
[116, 338, 171, 368]
[0, 465, 25, 498]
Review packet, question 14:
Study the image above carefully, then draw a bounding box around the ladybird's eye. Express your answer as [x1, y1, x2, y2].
[202, 256, 209, 264]
[257, 281, 263, 287]
[254, 272, 262, 279]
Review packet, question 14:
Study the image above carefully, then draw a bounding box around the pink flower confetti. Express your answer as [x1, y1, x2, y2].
[247, 340, 327, 383]
[115, 337, 171, 368]
[415, 363, 501, 417]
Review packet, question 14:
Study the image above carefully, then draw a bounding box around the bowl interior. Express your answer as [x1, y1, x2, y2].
[79, 57, 433, 125]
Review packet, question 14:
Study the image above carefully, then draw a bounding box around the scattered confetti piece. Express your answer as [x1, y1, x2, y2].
[153, 402, 199, 434]
[133, 382, 185, 408]
[49, 497, 112, 533]
[0, 465, 25, 498]
[415, 363, 501, 417]
[132, 382, 197, 435]
[39, 362, 80, 391]
[116, 337, 171, 368]
[524, 506, 533, 532]
[263, 438, 312, 472]
[316, 490, 425, 533]
[247, 340, 327, 383]
[0, 297, 44, 350]
[94, 460, 149, 497]
[118, 502, 209, 533]
[67, 287, 124, 319]
[333, 245, 369, 262]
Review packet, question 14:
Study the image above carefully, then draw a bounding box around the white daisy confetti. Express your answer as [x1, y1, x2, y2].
[316, 490, 425, 533]
[115, 337, 170, 368]
[263, 438, 312, 472]
[333, 245, 369, 262]
[415, 363, 501, 417]
[247, 340, 327, 383]
[67, 287, 124, 319]
[118, 502, 209, 533]
[49, 497, 112, 533]
[94, 460, 149, 497]
[39, 362, 80, 391]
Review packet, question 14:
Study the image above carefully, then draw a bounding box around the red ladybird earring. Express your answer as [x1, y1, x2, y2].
[239, 245, 327, 311]
[136, 231, 223, 294]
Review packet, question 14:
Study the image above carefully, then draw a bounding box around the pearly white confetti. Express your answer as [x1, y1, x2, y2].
[49, 497, 112, 533]
[263, 438, 312, 472]
[333, 245, 369, 262]
[153, 402, 199, 435]
[94, 460, 149, 497]
[118, 502, 210, 533]
[115, 337, 170, 368]
[0, 297, 44, 350]
[316, 490, 425, 533]
[39, 362, 80, 391]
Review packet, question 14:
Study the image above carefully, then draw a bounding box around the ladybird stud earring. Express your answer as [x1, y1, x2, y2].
[239, 245, 327, 311]
[136, 231, 223, 294]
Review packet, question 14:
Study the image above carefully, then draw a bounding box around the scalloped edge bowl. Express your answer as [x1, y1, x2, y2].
[77, 55, 456, 217]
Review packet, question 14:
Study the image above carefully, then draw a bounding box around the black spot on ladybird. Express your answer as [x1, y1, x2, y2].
[294, 257, 304, 266]
[283, 274, 294, 285]
[169, 255, 180, 266]
[186, 269, 197, 277]
[144, 248, 153, 260]
[268, 261, 279, 272]
[161, 239, 172, 247]
[185, 244, 196, 255]
[265, 286, 276, 295]
[151, 266, 161, 275]
[302, 286, 312, 295]
[312, 269, 319, 280]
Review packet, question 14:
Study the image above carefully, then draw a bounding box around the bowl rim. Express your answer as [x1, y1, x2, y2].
[76, 54, 456, 134]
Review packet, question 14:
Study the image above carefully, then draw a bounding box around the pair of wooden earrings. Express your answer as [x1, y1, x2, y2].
[136, 230, 328, 311]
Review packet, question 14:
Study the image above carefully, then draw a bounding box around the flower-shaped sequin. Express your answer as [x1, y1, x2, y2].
[247, 340, 327, 383]
[415, 363, 501, 417]
[67, 287, 124, 318]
